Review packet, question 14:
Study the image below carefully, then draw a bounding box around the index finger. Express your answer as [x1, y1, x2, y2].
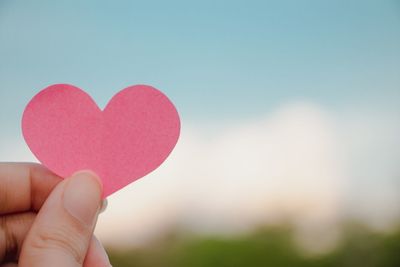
[0, 163, 62, 215]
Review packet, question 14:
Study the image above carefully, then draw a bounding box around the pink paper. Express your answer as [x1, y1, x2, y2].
[22, 84, 181, 197]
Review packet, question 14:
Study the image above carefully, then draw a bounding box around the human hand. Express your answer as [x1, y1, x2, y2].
[0, 163, 111, 267]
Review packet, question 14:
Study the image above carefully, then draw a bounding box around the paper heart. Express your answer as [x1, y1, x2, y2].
[22, 84, 180, 197]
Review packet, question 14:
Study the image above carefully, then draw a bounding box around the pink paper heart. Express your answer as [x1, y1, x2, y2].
[22, 84, 181, 197]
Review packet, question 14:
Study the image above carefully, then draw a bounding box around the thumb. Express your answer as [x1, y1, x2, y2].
[19, 171, 103, 267]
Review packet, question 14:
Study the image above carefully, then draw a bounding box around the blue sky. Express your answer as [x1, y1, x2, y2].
[1, 0, 399, 135]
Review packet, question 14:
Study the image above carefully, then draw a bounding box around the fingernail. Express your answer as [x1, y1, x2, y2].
[93, 237, 112, 267]
[100, 199, 108, 214]
[63, 171, 103, 225]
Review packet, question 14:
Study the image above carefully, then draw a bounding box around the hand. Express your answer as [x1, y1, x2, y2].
[0, 163, 111, 267]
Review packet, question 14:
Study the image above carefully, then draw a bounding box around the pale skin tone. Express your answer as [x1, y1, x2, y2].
[0, 163, 111, 267]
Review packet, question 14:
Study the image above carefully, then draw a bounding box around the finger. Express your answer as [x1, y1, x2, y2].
[19, 171, 102, 267]
[0, 212, 35, 263]
[0, 163, 62, 215]
[0, 217, 110, 266]
[1, 263, 18, 267]
[83, 236, 111, 267]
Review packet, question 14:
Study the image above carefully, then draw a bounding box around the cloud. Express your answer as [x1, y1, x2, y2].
[1, 102, 399, 249]
[335, 108, 400, 228]
[96, 102, 346, 248]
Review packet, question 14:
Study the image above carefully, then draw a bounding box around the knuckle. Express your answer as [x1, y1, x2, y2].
[30, 224, 88, 264]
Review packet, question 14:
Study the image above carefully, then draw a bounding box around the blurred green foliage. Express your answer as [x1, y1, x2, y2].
[107, 223, 400, 267]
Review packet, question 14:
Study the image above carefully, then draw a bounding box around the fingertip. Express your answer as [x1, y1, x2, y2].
[71, 170, 103, 193]
[64, 171, 103, 226]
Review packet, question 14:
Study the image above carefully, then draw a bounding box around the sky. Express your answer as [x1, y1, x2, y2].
[0, 0, 400, 249]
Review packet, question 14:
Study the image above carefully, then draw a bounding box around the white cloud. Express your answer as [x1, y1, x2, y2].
[1, 102, 399, 249]
[335, 108, 400, 229]
[96, 102, 346, 248]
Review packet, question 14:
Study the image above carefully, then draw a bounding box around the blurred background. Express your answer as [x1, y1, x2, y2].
[1, 0, 400, 266]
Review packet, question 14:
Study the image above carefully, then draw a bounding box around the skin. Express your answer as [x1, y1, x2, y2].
[0, 163, 111, 267]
